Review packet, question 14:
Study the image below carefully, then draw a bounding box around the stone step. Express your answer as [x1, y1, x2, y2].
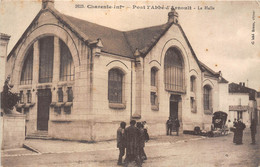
[26, 131, 50, 139]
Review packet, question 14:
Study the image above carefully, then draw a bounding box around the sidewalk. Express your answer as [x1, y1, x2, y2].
[1, 133, 205, 157]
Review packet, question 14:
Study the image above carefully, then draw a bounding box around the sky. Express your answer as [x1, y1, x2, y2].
[0, 0, 260, 91]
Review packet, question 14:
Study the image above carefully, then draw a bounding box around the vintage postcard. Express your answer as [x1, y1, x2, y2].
[0, 0, 259, 167]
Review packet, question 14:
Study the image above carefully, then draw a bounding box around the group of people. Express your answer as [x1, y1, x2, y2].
[117, 120, 149, 166]
[231, 118, 257, 145]
[166, 117, 180, 136]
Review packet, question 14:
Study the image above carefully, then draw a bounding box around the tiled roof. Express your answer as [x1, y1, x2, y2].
[7, 5, 203, 71]
[62, 14, 134, 58]
[229, 82, 256, 100]
[124, 23, 172, 55]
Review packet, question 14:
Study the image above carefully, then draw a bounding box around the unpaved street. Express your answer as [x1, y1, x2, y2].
[2, 128, 259, 167]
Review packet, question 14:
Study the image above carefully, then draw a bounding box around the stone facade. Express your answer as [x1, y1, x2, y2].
[5, 2, 229, 141]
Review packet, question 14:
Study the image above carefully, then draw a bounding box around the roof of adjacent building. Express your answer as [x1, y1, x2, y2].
[257, 92, 260, 98]
[229, 82, 256, 100]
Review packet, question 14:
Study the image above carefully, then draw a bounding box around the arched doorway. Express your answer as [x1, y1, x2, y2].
[19, 35, 75, 132]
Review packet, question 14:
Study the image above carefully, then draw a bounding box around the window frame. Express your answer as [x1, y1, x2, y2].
[20, 46, 33, 85]
[108, 68, 125, 108]
[164, 47, 185, 92]
[59, 39, 75, 81]
[203, 85, 213, 114]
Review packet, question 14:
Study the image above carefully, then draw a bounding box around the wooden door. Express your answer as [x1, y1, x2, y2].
[37, 89, 52, 131]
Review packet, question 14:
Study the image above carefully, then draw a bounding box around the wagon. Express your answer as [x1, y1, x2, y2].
[212, 111, 229, 136]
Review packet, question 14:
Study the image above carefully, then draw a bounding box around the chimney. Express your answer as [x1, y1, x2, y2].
[42, 0, 54, 9]
[168, 7, 179, 24]
[242, 82, 245, 87]
[239, 82, 242, 86]
[0, 33, 11, 92]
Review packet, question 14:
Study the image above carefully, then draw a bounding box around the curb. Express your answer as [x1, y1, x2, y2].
[23, 143, 41, 154]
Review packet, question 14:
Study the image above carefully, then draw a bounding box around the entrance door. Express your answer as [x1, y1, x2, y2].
[169, 95, 180, 120]
[170, 101, 178, 120]
[37, 89, 52, 131]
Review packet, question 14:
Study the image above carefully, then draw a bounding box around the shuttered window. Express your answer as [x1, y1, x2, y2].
[20, 46, 33, 85]
[108, 69, 123, 103]
[60, 39, 74, 81]
[164, 48, 184, 92]
[39, 36, 54, 83]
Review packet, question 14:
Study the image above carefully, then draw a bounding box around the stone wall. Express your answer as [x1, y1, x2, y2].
[2, 114, 26, 149]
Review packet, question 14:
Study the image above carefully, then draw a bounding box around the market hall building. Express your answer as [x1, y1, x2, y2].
[5, 0, 229, 141]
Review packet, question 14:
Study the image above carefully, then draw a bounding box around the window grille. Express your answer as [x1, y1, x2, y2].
[57, 88, 63, 102]
[64, 106, 71, 114]
[150, 92, 157, 105]
[54, 107, 61, 114]
[164, 48, 184, 92]
[67, 87, 73, 102]
[26, 90, 32, 103]
[39, 36, 54, 83]
[60, 40, 75, 81]
[108, 69, 123, 103]
[203, 85, 211, 110]
[20, 46, 33, 85]
[19, 91, 24, 103]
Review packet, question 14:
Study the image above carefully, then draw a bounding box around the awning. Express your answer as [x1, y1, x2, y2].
[229, 105, 248, 111]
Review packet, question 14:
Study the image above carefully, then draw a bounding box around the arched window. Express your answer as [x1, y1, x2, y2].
[20, 46, 33, 85]
[164, 47, 184, 92]
[190, 76, 197, 113]
[190, 76, 196, 92]
[151, 67, 159, 109]
[60, 39, 74, 81]
[151, 67, 157, 86]
[39, 36, 54, 83]
[203, 85, 212, 112]
[108, 69, 123, 103]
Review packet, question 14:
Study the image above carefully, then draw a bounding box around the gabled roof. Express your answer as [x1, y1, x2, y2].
[229, 82, 256, 100]
[199, 61, 219, 77]
[7, 5, 203, 71]
[199, 61, 228, 83]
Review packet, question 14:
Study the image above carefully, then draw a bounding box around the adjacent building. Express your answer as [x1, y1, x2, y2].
[5, 0, 229, 141]
[228, 82, 258, 126]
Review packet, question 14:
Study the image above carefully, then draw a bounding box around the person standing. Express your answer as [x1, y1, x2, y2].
[117, 122, 126, 165]
[233, 118, 238, 143]
[250, 119, 257, 144]
[142, 121, 149, 142]
[234, 120, 246, 145]
[227, 119, 233, 134]
[137, 122, 147, 161]
[124, 120, 142, 167]
[166, 118, 173, 135]
[174, 118, 180, 136]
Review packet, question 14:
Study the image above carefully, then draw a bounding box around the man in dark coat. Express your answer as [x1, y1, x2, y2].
[250, 119, 257, 144]
[124, 120, 141, 167]
[137, 122, 147, 161]
[234, 120, 246, 145]
[233, 118, 238, 143]
[174, 118, 180, 136]
[166, 118, 173, 135]
[117, 121, 126, 165]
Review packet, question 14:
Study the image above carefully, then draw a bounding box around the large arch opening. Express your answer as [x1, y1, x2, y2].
[164, 47, 185, 93]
